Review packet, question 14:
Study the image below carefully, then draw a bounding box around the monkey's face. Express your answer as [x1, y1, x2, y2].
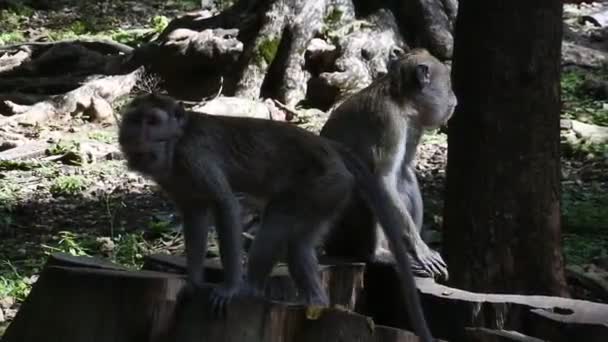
[414, 61, 457, 128]
[118, 95, 186, 178]
[391, 50, 458, 129]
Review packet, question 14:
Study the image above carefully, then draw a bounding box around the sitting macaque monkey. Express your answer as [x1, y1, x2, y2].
[118, 94, 436, 342]
[321, 48, 457, 280]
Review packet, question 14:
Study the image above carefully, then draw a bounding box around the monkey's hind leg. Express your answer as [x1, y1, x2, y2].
[286, 195, 348, 306]
[243, 207, 290, 299]
[287, 225, 330, 306]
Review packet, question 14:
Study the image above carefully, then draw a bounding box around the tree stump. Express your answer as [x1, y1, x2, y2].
[4, 253, 432, 342]
[143, 254, 366, 310]
[360, 263, 608, 342]
[6, 253, 608, 341]
[2, 255, 185, 342]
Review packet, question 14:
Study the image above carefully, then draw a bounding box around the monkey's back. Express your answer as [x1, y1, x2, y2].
[175, 113, 349, 199]
[321, 84, 408, 174]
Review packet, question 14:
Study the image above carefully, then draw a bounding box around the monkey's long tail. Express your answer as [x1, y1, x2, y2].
[336, 144, 434, 342]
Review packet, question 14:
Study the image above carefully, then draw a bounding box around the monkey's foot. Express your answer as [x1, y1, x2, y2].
[304, 294, 329, 307]
[410, 246, 448, 280]
[209, 283, 241, 318]
[370, 247, 397, 265]
[238, 282, 265, 299]
[305, 305, 326, 320]
[177, 281, 201, 304]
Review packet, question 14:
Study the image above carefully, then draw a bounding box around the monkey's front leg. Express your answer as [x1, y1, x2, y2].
[209, 200, 245, 316]
[380, 176, 448, 280]
[187, 164, 246, 316]
[182, 208, 211, 287]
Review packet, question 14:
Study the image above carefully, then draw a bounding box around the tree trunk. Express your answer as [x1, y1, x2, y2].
[443, 0, 568, 296]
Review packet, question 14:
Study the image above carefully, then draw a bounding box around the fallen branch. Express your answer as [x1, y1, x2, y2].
[582, 9, 608, 28]
[0, 47, 32, 73]
[0, 141, 50, 161]
[0, 75, 90, 94]
[0, 39, 134, 55]
[0, 67, 144, 126]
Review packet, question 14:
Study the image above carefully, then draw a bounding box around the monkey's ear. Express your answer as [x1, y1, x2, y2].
[174, 101, 187, 123]
[415, 63, 431, 88]
[389, 46, 405, 62]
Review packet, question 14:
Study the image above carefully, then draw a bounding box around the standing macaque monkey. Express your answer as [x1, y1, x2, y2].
[118, 94, 435, 342]
[321, 48, 457, 280]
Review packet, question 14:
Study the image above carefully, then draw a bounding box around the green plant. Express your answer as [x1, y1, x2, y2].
[41, 231, 94, 257]
[0, 184, 18, 212]
[88, 131, 116, 144]
[324, 7, 343, 29]
[562, 186, 608, 233]
[68, 20, 89, 35]
[0, 31, 25, 44]
[563, 234, 608, 265]
[0, 261, 32, 301]
[0, 160, 41, 172]
[255, 37, 280, 66]
[0, 8, 26, 31]
[421, 130, 448, 144]
[49, 175, 88, 196]
[215, 0, 236, 11]
[561, 69, 608, 126]
[110, 28, 152, 46]
[111, 232, 149, 268]
[148, 219, 174, 235]
[47, 140, 81, 156]
[151, 15, 169, 33]
[562, 139, 608, 159]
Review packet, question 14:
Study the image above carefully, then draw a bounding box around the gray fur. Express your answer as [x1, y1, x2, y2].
[118, 94, 435, 342]
[321, 48, 456, 279]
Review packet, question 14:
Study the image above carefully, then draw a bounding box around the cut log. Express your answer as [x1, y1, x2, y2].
[142, 254, 365, 311]
[464, 328, 545, 342]
[191, 96, 282, 121]
[2, 264, 186, 342]
[566, 264, 608, 302]
[170, 289, 439, 342]
[0, 48, 32, 73]
[3, 254, 429, 342]
[47, 252, 129, 271]
[361, 263, 608, 342]
[561, 41, 608, 68]
[582, 9, 608, 28]
[0, 141, 49, 161]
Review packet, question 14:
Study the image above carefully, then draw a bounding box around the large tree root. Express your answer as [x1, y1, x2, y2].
[0, 1, 457, 125]
[138, 0, 454, 109]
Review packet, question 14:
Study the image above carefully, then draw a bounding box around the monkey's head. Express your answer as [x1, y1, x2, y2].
[388, 48, 457, 128]
[118, 94, 187, 179]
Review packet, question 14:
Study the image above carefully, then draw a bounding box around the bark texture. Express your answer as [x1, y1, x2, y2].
[444, 0, 569, 296]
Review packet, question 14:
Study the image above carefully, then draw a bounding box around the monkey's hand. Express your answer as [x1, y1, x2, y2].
[209, 282, 242, 317]
[410, 244, 448, 280]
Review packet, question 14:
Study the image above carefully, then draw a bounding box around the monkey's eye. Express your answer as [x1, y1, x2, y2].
[145, 116, 161, 126]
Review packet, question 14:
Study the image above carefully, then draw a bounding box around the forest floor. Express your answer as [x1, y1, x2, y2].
[1, 0, 608, 334]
